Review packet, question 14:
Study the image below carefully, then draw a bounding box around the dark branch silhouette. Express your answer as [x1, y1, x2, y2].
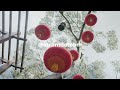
[59, 11, 78, 41]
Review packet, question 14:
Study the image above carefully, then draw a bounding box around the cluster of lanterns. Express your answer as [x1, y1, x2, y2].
[44, 47, 80, 73]
[82, 14, 97, 43]
[34, 13, 97, 79]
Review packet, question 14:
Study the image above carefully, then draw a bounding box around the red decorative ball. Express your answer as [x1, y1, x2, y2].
[70, 50, 79, 61]
[82, 31, 94, 43]
[73, 74, 84, 79]
[85, 14, 97, 26]
[35, 24, 51, 40]
[44, 47, 73, 73]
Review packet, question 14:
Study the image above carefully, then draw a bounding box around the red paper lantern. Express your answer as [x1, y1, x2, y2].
[35, 24, 51, 40]
[44, 47, 73, 73]
[73, 74, 84, 79]
[85, 14, 97, 26]
[70, 50, 79, 61]
[82, 31, 94, 43]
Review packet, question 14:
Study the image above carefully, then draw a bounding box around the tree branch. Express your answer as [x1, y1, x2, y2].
[78, 11, 92, 41]
[77, 11, 92, 66]
[66, 14, 81, 31]
[28, 11, 91, 79]
[76, 11, 92, 57]
[80, 52, 84, 59]
[59, 11, 78, 41]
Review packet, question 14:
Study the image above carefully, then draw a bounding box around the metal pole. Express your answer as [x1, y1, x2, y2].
[8, 11, 12, 61]
[15, 11, 21, 70]
[2, 11, 5, 64]
[20, 11, 29, 72]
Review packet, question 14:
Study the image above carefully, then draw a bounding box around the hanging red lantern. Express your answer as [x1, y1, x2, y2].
[35, 24, 51, 40]
[44, 47, 73, 73]
[85, 14, 97, 26]
[73, 74, 84, 79]
[82, 31, 94, 43]
[70, 50, 79, 61]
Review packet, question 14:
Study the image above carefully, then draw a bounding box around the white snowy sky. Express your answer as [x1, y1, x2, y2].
[0, 11, 120, 79]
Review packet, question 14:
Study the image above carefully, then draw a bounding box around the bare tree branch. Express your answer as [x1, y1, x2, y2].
[59, 11, 78, 41]
[78, 11, 92, 41]
[77, 11, 91, 55]
[80, 52, 84, 59]
[66, 14, 81, 31]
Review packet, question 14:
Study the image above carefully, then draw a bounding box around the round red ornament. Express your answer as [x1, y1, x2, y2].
[85, 14, 97, 26]
[70, 50, 79, 61]
[82, 31, 94, 43]
[35, 24, 51, 40]
[73, 74, 84, 79]
[44, 47, 73, 73]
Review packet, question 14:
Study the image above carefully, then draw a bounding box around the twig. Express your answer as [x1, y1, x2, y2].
[78, 11, 92, 41]
[58, 11, 92, 79]
[59, 11, 78, 41]
[78, 11, 92, 66]
[66, 14, 81, 31]
[80, 52, 84, 59]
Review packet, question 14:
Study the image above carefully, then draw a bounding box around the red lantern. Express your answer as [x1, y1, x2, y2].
[44, 47, 73, 73]
[85, 14, 97, 26]
[73, 74, 84, 79]
[82, 31, 94, 43]
[35, 24, 51, 40]
[70, 50, 79, 61]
